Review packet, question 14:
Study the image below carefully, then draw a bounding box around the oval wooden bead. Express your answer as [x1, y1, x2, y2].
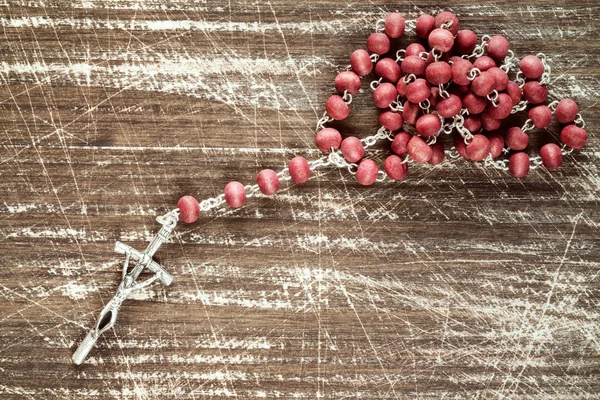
[480, 111, 502, 132]
[506, 81, 522, 105]
[539, 143, 563, 170]
[406, 79, 430, 104]
[334, 71, 361, 95]
[379, 110, 404, 131]
[340, 136, 365, 163]
[509, 152, 530, 178]
[177, 195, 200, 224]
[455, 29, 478, 54]
[488, 132, 505, 158]
[402, 101, 421, 125]
[416, 114, 441, 137]
[315, 127, 342, 152]
[391, 132, 411, 156]
[428, 143, 445, 165]
[488, 67, 509, 91]
[428, 86, 441, 108]
[466, 134, 491, 161]
[486, 93, 513, 120]
[256, 169, 280, 196]
[471, 71, 496, 97]
[224, 181, 246, 208]
[555, 99, 579, 124]
[523, 81, 548, 104]
[425, 61, 452, 85]
[454, 137, 469, 159]
[487, 35, 510, 59]
[384, 155, 408, 180]
[373, 82, 398, 108]
[428, 28, 454, 53]
[463, 91, 487, 115]
[396, 77, 409, 98]
[350, 49, 373, 76]
[505, 127, 528, 151]
[434, 11, 459, 35]
[436, 94, 462, 118]
[561, 125, 588, 149]
[452, 58, 474, 86]
[407, 135, 433, 163]
[289, 156, 311, 184]
[415, 14, 435, 39]
[325, 95, 350, 120]
[401, 55, 426, 77]
[406, 43, 426, 57]
[463, 115, 482, 134]
[375, 58, 401, 83]
[520, 55, 544, 79]
[473, 56, 497, 72]
[356, 159, 379, 186]
[367, 33, 391, 55]
[529, 105, 553, 128]
[385, 12, 405, 38]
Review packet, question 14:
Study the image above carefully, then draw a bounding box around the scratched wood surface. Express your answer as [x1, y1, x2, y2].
[0, 0, 598, 398]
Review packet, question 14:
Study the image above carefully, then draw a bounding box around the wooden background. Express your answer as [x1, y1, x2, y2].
[0, 0, 598, 398]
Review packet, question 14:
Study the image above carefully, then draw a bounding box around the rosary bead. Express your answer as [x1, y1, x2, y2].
[384, 155, 408, 180]
[455, 137, 469, 159]
[428, 28, 455, 53]
[426, 61, 453, 85]
[375, 58, 401, 83]
[436, 94, 462, 118]
[224, 181, 246, 208]
[289, 156, 311, 183]
[434, 11, 460, 35]
[509, 152, 530, 178]
[464, 115, 482, 134]
[368, 33, 391, 55]
[379, 110, 404, 131]
[473, 56, 497, 72]
[403, 101, 421, 125]
[506, 81, 523, 105]
[463, 91, 487, 115]
[315, 127, 342, 152]
[401, 55, 426, 77]
[555, 99, 579, 124]
[396, 78, 409, 98]
[325, 95, 350, 120]
[561, 125, 588, 149]
[471, 71, 496, 97]
[539, 143, 563, 170]
[416, 14, 435, 39]
[466, 134, 491, 161]
[451, 84, 470, 98]
[416, 114, 442, 137]
[505, 127, 528, 151]
[428, 86, 441, 108]
[177, 195, 200, 224]
[486, 35, 510, 59]
[486, 93, 513, 120]
[350, 49, 373, 76]
[356, 159, 379, 186]
[373, 82, 398, 108]
[406, 43, 426, 57]
[406, 79, 431, 104]
[385, 12, 406, 38]
[257, 169, 280, 196]
[529, 105, 552, 128]
[428, 142, 446, 165]
[488, 132, 505, 158]
[523, 81, 548, 104]
[391, 131, 411, 156]
[455, 29, 478, 54]
[452, 58, 474, 86]
[480, 111, 502, 131]
[488, 67, 509, 91]
[341, 136, 365, 163]
[408, 135, 433, 163]
[334, 71, 361, 95]
[520, 55, 544, 79]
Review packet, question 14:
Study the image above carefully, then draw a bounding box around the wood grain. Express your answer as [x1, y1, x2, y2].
[0, 1, 598, 398]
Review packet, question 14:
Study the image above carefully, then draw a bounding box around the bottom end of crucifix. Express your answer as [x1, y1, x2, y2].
[72, 330, 98, 365]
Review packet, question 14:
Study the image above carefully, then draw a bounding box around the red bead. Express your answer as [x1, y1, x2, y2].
[506, 81, 522, 105]
[407, 135, 433, 163]
[520, 55, 544, 79]
[340, 136, 365, 163]
[350, 49, 373, 76]
[416, 14, 435, 39]
[488, 132, 505, 158]
[385, 13, 406, 38]
[464, 115, 482, 134]
[539, 143, 563, 170]
[356, 159, 379, 186]
[452, 58, 474, 86]
[455, 30, 478, 54]
[384, 155, 408, 180]
[473, 56, 496, 72]
[401, 55, 426, 77]
[396, 78, 409, 98]
[466, 134, 491, 161]
[315, 128, 342, 152]
[402, 101, 421, 125]
[428, 143, 445, 165]
[405, 43, 426, 57]
[436, 94, 462, 118]
[506, 127, 528, 151]
[488, 67, 509, 91]
[334, 71, 361, 95]
[434, 11, 459, 35]
[367, 33, 391, 55]
[487, 35, 510, 59]
[463, 91, 487, 115]
[406, 79, 430, 104]
[529, 105, 552, 128]
[425, 61, 452, 85]
[391, 132, 411, 156]
[256, 169, 280, 196]
[373, 82, 398, 108]
[523, 81, 548, 104]
[224, 181, 246, 208]
[416, 114, 441, 137]
[486, 93, 513, 120]
[379, 110, 404, 131]
[480, 111, 502, 132]
[561, 125, 588, 149]
[325, 95, 350, 120]
[289, 156, 311, 184]
[509, 152, 530, 178]
[555, 99, 579, 124]
[454, 137, 469, 159]
[471, 71, 496, 97]
[428, 28, 455, 53]
[428, 87, 441, 108]
[375, 58, 401, 83]
[177, 195, 200, 224]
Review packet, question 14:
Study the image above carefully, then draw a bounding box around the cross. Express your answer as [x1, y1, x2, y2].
[72, 210, 179, 365]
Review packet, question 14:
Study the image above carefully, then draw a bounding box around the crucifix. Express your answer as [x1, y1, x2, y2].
[72, 210, 179, 365]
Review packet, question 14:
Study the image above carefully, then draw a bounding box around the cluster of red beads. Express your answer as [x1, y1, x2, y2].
[176, 11, 588, 224]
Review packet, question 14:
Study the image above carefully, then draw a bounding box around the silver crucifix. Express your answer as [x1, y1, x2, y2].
[72, 209, 179, 365]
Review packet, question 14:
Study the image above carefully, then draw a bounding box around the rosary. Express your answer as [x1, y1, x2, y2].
[72, 11, 588, 365]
